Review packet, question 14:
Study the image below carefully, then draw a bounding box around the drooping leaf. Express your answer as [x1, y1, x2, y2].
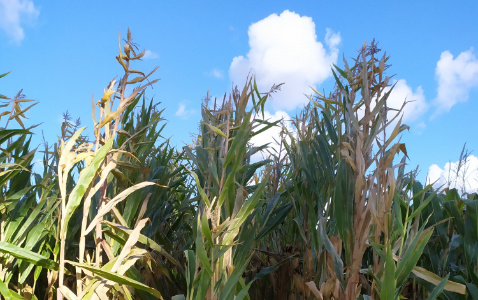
[0, 241, 59, 271]
[66, 261, 163, 299]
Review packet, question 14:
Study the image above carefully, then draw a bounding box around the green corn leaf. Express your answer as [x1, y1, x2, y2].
[232, 178, 267, 226]
[426, 273, 449, 300]
[466, 282, 478, 300]
[333, 64, 349, 80]
[0, 279, 11, 299]
[18, 224, 47, 283]
[201, 213, 213, 247]
[0, 278, 23, 300]
[251, 119, 281, 137]
[293, 218, 308, 245]
[13, 196, 48, 245]
[194, 269, 210, 300]
[333, 161, 355, 264]
[185, 250, 196, 299]
[219, 254, 252, 300]
[0, 129, 31, 145]
[3, 194, 36, 242]
[380, 242, 396, 300]
[321, 110, 338, 145]
[195, 218, 213, 276]
[463, 200, 478, 285]
[256, 202, 293, 239]
[0, 71, 10, 79]
[188, 170, 210, 207]
[261, 193, 281, 225]
[0, 241, 59, 271]
[252, 254, 297, 282]
[395, 225, 434, 288]
[201, 122, 227, 138]
[331, 68, 346, 93]
[318, 217, 344, 286]
[223, 111, 252, 168]
[443, 200, 465, 235]
[407, 189, 436, 221]
[61, 137, 114, 235]
[0, 185, 34, 212]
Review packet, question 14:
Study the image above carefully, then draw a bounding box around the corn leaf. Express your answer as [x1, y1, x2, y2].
[61, 137, 113, 235]
[380, 243, 396, 300]
[66, 261, 163, 299]
[426, 273, 449, 300]
[85, 181, 155, 235]
[0, 241, 59, 271]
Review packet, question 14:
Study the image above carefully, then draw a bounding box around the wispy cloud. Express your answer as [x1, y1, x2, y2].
[433, 48, 478, 116]
[229, 10, 341, 111]
[176, 103, 186, 117]
[143, 49, 159, 60]
[207, 68, 224, 79]
[175, 102, 196, 119]
[0, 0, 39, 43]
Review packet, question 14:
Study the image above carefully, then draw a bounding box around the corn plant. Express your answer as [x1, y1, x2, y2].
[178, 79, 291, 299]
[0, 30, 174, 299]
[110, 94, 192, 298]
[410, 185, 478, 299]
[245, 41, 467, 300]
[0, 73, 58, 299]
[2, 28, 478, 300]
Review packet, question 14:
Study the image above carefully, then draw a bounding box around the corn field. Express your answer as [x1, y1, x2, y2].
[0, 30, 477, 300]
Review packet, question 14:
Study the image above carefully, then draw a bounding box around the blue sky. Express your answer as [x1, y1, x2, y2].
[1, 1, 477, 191]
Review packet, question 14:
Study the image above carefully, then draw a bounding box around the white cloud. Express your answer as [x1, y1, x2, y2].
[176, 103, 186, 117]
[357, 79, 428, 135]
[0, 0, 39, 43]
[386, 79, 427, 124]
[249, 110, 292, 160]
[414, 121, 426, 135]
[143, 49, 159, 60]
[175, 102, 196, 119]
[208, 68, 224, 79]
[433, 49, 478, 115]
[427, 155, 478, 195]
[229, 10, 341, 111]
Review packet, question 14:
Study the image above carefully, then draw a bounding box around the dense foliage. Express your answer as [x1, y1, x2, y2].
[0, 31, 477, 300]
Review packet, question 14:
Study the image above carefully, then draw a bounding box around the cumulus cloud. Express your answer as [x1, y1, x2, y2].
[249, 110, 292, 160]
[229, 10, 341, 111]
[387, 80, 428, 124]
[427, 155, 478, 195]
[357, 79, 428, 134]
[433, 49, 478, 115]
[143, 49, 159, 60]
[0, 0, 39, 43]
[175, 102, 196, 119]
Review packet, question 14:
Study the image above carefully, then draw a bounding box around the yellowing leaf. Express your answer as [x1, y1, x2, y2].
[201, 122, 227, 138]
[85, 182, 155, 235]
[305, 281, 323, 300]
